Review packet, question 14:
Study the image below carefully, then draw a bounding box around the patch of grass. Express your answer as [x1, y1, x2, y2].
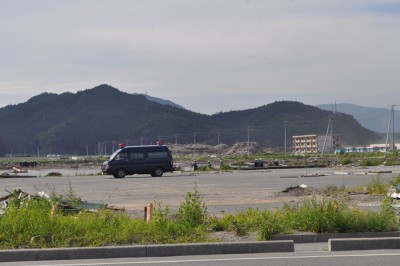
[339, 158, 352, 165]
[215, 195, 399, 240]
[0, 183, 399, 248]
[367, 176, 389, 195]
[360, 158, 382, 167]
[322, 185, 346, 197]
[219, 160, 231, 170]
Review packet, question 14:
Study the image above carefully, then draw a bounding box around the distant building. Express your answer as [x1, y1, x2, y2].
[336, 143, 400, 154]
[292, 134, 341, 154]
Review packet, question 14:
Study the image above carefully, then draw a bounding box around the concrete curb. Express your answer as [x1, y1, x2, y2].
[2, 232, 400, 262]
[272, 231, 400, 243]
[0, 241, 294, 262]
[329, 237, 400, 251]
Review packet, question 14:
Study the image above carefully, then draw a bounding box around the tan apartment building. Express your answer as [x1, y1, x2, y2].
[293, 134, 341, 154]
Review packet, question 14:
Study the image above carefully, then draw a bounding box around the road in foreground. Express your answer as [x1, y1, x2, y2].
[2, 249, 400, 266]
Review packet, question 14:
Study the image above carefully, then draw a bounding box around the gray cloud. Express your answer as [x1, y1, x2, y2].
[0, 0, 399, 114]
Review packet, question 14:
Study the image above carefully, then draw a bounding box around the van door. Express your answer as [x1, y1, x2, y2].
[126, 149, 146, 174]
[147, 150, 172, 171]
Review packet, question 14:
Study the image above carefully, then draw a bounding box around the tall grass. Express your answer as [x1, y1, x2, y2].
[0, 184, 399, 248]
[215, 196, 399, 240]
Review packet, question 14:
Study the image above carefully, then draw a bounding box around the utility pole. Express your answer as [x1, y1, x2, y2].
[193, 133, 196, 157]
[321, 116, 332, 156]
[385, 105, 396, 160]
[247, 126, 250, 156]
[86, 145, 89, 156]
[392, 105, 395, 152]
[174, 134, 178, 156]
[283, 121, 288, 155]
[217, 130, 220, 145]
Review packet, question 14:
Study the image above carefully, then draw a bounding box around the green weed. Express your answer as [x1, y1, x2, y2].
[367, 176, 388, 195]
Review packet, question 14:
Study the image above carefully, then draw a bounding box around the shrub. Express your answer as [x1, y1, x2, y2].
[340, 158, 352, 165]
[219, 160, 231, 170]
[360, 159, 382, 166]
[367, 176, 388, 195]
[176, 183, 207, 229]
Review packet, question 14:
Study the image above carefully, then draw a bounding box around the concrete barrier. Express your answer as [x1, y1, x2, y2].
[272, 231, 400, 243]
[0, 246, 147, 262]
[0, 241, 294, 262]
[219, 241, 294, 254]
[147, 241, 294, 257]
[329, 237, 400, 251]
[146, 243, 222, 257]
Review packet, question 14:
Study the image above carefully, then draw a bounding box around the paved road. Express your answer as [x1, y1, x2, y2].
[2, 249, 400, 266]
[1, 165, 399, 215]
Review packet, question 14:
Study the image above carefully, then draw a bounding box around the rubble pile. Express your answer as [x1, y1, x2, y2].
[169, 144, 229, 156]
[225, 142, 264, 156]
[0, 189, 109, 214]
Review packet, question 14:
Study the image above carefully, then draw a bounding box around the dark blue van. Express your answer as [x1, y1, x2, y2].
[101, 145, 174, 178]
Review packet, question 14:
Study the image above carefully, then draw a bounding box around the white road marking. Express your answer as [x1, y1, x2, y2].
[26, 252, 400, 266]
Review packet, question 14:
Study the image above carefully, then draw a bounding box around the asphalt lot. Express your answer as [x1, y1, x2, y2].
[1, 165, 400, 216]
[1, 167, 400, 264]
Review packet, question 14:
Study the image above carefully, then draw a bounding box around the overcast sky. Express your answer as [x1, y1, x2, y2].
[1, 0, 399, 114]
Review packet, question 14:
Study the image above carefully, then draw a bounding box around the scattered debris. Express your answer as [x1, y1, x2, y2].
[369, 170, 393, 174]
[301, 173, 329, 177]
[12, 166, 27, 173]
[0, 166, 37, 178]
[354, 172, 368, 175]
[46, 172, 62, 177]
[281, 184, 312, 196]
[387, 185, 400, 199]
[280, 175, 298, 178]
[334, 172, 350, 175]
[225, 142, 264, 156]
[0, 174, 37, 178]
[0, 189, 108, 214]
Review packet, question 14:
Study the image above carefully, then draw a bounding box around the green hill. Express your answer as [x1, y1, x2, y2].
[0, 85, 380, 156]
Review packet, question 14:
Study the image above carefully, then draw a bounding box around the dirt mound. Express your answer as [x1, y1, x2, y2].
[278, 184, 316, 197]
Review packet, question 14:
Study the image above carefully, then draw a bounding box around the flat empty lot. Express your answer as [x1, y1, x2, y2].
[1, 166, 399, 216]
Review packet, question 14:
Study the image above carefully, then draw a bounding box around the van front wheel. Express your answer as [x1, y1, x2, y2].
[152, 167, 164, 177]
[114, 169, 126, 178]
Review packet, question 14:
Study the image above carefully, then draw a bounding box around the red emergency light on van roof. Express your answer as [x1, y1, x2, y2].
[156, 139, 164, 145]
[119, 143, 126, 148]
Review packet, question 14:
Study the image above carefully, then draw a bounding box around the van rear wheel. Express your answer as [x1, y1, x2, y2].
[152, 167, 164, 177]
[114, 169, 126, 178]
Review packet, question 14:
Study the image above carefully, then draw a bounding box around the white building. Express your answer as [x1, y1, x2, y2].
[293, 134, 341, 154]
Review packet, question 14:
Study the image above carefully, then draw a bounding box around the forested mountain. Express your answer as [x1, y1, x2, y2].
[0, 85, 381, 156]
[317, 103, 399, 133]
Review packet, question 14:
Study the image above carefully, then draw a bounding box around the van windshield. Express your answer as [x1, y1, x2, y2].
[109, 149, 122, 161]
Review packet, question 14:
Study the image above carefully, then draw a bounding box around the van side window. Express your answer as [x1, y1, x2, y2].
[130, 152, 144, 159]
[115, 152, 128, 161]
[148, 151, 168, 158]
